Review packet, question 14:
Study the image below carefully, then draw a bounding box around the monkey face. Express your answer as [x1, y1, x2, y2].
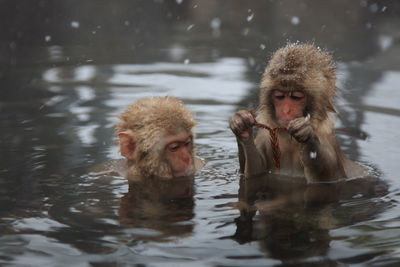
[271, 90, 307, 127]
[164, 131, 195, 177]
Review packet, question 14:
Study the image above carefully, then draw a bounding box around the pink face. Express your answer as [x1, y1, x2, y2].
[164, 131, 195, 177]
[272, 90, 307, 126]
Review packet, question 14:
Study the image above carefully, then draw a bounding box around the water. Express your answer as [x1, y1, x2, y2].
[1, 1, 400, 266]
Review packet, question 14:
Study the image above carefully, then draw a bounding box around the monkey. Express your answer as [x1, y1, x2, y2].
[230, 43, 367, 183]
[116, 96, 202, 179]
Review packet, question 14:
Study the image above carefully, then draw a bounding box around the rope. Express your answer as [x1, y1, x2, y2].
[249, 110, 287, 170]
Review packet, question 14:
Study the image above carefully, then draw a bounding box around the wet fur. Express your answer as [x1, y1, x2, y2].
[116, 97, 196, 178]
[255, 44, 366, 181]
[258, 43, 336, 128]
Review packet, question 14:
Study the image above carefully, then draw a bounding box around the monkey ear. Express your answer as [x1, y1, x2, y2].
[118, 132, 136, 160]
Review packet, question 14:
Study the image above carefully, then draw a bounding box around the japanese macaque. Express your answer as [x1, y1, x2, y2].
[230, 44, 367, 182]
[116, 96, 201, 179]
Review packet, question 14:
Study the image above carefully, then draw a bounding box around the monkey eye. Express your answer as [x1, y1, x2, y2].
[166, 136, 193, 152]
[185, 136, 193, 146]
[272, 91, 285, 100]
[184, 140, 192, 147]
[167, 143, 181, 152]
[290, 91, 305, 101]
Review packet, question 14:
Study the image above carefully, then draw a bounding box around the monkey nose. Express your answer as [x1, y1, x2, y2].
[282, 105, 292, 115]
[181, 150, 192, 164]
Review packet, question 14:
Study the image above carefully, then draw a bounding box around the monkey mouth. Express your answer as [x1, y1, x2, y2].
[173, 165, 195, 177]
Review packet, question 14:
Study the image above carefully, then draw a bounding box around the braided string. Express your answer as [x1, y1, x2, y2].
[249, 111, 287, 170]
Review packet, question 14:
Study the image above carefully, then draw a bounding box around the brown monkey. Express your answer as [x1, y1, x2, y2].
[230, 44, 367, 182]
[116, 96, 201, 179]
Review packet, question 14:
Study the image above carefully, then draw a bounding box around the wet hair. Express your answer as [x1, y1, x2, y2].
[259, 43, 337, 124]
[116, 96, 196, 178]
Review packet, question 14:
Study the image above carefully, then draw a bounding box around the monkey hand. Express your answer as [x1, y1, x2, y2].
[229, 110, 255, 142]
[287, 117, 315, 143]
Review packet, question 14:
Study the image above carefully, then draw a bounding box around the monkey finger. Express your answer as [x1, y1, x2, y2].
[287, 122, 304, 136]
[232, 115, 249, 129]
[230, 119, 251, 137]
[235, 114, 255, 130]
[229, 120, 243, 136]
[287, 127, 298, 137]
[238, 111, 255, 125]
[293, 126, 313, 143]
[288, 117, 308, 129]
[288, 118, 312, 136]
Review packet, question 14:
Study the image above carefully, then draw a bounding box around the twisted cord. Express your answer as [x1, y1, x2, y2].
[249, 110, 287, 170]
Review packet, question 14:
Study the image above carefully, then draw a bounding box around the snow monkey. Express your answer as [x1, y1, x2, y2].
[230, 44, 366, 182]
[116, 96, 201, 179]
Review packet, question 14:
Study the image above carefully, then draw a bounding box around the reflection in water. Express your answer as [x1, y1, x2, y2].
[233, 174, 390, 262]
[119, 176, 195, 242]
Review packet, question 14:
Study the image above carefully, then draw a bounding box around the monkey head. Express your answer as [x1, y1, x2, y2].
[116, 97, 197, 179]
[259, 44, 337, 126]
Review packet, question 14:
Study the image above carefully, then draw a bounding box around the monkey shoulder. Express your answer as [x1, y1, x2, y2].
[342, 155, 371, 178]
[88, 158, 128, 179]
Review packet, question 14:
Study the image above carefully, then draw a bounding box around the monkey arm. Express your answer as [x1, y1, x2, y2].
[237, 138, 246, 172]
[238, 136, 266, 177]
[300, 136, 347, 183]
[230, 110, 266, 176]
[288, 117, 347, 182]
